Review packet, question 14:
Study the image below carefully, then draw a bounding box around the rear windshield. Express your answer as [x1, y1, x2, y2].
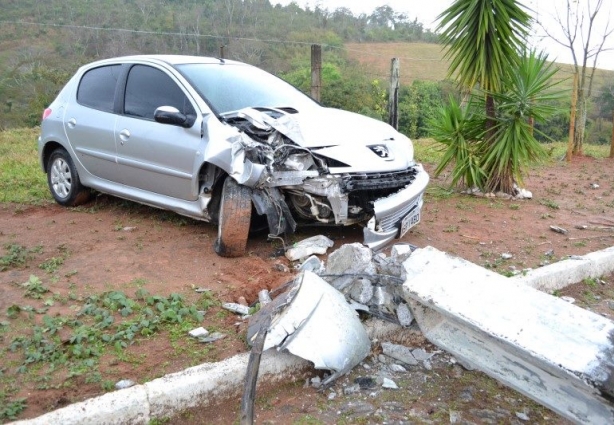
[176, 63, 317, 114]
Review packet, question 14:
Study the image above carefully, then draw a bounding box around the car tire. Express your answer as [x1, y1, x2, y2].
[214, 177, 252, 257]
[47, 148, 91, 207]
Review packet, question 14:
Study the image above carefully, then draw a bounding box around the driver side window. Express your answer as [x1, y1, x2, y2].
[124, 65, 195, 120]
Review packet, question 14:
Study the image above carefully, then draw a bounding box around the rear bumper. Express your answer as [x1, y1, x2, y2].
[363, 163, 429, 251]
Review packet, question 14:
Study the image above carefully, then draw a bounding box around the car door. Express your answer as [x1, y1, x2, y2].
[63, 64, 121, 181]
[115, 64, 202, 200]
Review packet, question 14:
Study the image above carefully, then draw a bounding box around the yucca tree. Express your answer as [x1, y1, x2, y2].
[437, 0, 531, 142]
[481, 50, 564, 192]
[431, 50, 564, 193]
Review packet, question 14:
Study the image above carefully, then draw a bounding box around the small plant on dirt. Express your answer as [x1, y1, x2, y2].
[39, 257, 65, 274]
[443, 225, 459, 233]
[21, 275, 49, 299]
[583, 277, 598, 288]
[5, 287, 208, 410]
[0, 244, 42, 271]
[509, 204, 520, 210]
[539, 199, 560, 210]
[0, 396, 27, 421]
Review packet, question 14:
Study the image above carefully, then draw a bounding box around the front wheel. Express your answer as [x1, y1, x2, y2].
[47, 148, 91, 206]
[214, 177, 252, 257]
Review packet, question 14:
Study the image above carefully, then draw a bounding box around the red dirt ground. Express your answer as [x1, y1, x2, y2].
[1, 155, 613, 422]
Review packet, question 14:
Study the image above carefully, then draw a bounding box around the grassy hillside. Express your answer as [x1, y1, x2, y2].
[345, 42, 614, 92]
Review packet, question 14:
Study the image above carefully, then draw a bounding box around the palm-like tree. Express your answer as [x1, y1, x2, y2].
[437, 0, 531, 144]
[433, 0, 566, 193]
[438, 0, 531, 93]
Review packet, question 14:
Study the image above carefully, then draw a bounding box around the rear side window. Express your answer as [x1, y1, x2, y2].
[77, 65, 121, 112]
[124, 65, 194, 120]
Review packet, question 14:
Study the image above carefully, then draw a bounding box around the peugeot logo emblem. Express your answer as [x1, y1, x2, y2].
[369, 145, 394, 161]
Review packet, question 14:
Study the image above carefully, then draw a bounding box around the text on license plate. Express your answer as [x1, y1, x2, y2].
[400, 210, 420, 237]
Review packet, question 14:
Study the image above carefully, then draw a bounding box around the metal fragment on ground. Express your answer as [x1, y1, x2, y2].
[285, 235, 334, 261]
[252, 271, 371, 386]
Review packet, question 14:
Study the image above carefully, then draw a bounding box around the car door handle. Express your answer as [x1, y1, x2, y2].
[119, 129, 130, 145]
[67, 118, 76, 129]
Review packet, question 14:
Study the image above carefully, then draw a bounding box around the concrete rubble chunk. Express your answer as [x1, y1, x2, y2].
[115, 379, 136, 390]
[382, 377, 398, 389]
[297, 255, 324, 273]
[285, 235, 334, 261]
[391, 244, 413, 262]
[197, 332, 225, 343]
[396, 302, 414, 327]
[349, 277, 374, 304]
[188, 327, 209, 338]
[389, 364, 407, 373]
[411, 348, 433, 362]
[372, 286, 395, 315]
[381, 342, 418, 366]
[222, 303, 250, 315]
[325, 243, 376, 291]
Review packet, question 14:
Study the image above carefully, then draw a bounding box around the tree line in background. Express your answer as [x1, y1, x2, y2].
[0, 0, 612, 149]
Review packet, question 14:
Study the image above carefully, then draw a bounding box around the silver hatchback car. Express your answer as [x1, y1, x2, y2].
[39, 55, 428, 257]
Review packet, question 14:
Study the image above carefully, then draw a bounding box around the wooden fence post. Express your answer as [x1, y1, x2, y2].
[311, 44, 322, 102]
[388, 58, 400, 130]
[566, 72, 578, 162]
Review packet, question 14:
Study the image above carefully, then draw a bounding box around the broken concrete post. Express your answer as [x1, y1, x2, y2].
[402, 246, 614, 425]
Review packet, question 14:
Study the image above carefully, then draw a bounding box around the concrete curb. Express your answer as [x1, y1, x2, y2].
[12, 321, 401, 424]
[12, 246, 614, 424]
[515, 246, 614, 292]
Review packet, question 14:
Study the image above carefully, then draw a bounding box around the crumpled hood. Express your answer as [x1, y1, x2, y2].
[290, 107, 399, 148]
[289, 107, 415, 172]
[222, 106, 416, 173]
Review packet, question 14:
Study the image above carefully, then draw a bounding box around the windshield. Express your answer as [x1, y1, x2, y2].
[176, 63, 318, 114]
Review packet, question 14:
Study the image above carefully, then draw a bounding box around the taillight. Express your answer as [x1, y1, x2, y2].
[42, 108, 52, 120]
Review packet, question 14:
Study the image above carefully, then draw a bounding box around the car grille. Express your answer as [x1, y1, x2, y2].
[344, 167, 418, 193]
[343, 167, 420, 230]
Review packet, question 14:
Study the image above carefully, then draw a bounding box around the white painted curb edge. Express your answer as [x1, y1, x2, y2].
[515, 246, 614, 291]
[12, 321, 401, 424]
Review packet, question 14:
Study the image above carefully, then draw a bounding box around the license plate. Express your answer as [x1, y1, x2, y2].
[400, 210, 420, 237]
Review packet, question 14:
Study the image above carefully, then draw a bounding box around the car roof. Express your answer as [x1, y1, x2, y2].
[80, 55, 245, 69]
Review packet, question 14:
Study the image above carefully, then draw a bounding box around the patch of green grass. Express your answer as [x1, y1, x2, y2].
[0, 128, 49, 203]
[583, 277, 598, 287]
[0, 396, 27, 421]
[39, 256, 64, 274]
[539, 199, 560, 210]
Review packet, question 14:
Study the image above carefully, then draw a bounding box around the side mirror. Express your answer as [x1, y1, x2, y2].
[154, 106, 195, 128]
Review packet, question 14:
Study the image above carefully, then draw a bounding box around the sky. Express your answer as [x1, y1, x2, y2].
[273, 0, 614, 71]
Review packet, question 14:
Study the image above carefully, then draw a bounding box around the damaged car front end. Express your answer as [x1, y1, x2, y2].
[208, 104, 429, 252]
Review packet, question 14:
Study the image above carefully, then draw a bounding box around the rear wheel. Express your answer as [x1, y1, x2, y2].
[214, 177, 252, 257]
[47, 148, 91, 206]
